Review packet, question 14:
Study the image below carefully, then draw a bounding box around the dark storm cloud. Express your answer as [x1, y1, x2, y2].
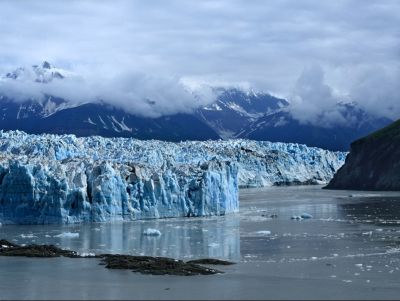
[0, 0, 399, 120]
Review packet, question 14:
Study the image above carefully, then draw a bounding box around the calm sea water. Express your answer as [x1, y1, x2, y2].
[1, 185, 400, 300]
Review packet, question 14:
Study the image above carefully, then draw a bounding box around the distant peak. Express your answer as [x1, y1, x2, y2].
[2, 61, 70, 83]
[41, 61, 52, 69]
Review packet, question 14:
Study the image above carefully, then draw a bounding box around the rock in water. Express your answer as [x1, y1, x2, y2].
[326, 119, 400, 191]
[0, 240, 227, 276]
[0, 240, 80, 258]
[100, 254, 222, 276]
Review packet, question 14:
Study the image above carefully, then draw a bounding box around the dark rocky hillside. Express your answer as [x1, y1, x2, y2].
[325, 119, 400, 190]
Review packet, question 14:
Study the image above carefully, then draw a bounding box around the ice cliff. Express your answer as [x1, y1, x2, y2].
[0, 131, 346, 224]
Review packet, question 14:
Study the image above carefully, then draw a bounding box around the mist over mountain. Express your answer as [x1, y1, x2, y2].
[1, 0, 398, 146]
[0, 62, 394, 150]
[0, 62, 217, 118]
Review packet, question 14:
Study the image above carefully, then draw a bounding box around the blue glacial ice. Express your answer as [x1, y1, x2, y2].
[0, 131, 346, 224]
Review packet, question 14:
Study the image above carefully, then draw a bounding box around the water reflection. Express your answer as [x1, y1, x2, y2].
[0, 215, 241, 261]
[337, 197, 400, 225]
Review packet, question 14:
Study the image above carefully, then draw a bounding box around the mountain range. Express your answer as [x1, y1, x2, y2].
[0, 62, 393, 150]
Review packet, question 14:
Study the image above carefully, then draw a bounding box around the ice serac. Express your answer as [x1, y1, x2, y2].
[0, 159, 238, 224]
[0, 131, 345, 224]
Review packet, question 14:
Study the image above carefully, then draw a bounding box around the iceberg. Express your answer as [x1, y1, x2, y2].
[0, 131, 345, 224]
[53, 232, 80, 238]
[143, 229, 162, 237]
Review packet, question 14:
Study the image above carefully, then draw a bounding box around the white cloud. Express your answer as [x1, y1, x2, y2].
[289, 65, 348, 127]
[0, 67, 217, 117]
[0, 0, 398, 121]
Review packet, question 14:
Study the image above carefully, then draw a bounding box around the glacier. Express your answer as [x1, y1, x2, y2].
[0, 131, 346, 224]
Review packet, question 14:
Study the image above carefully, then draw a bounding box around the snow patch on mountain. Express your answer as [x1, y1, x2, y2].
[3, 61, 74, 84]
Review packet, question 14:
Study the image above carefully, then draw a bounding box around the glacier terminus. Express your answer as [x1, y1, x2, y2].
[0, 131, 346, 224]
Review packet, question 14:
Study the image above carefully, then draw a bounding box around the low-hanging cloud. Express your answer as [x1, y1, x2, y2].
[0, 0, 399, 122]
[0, 69, 217, 118]
[289, 65, 345, 127]
[288, 64, 400, 127]
[349, 65, 400, 120]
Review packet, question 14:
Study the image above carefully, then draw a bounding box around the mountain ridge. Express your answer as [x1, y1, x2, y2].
[0, 62, 394, 150]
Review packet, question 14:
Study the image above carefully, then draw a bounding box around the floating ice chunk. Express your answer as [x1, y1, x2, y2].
[291, 216, 302, 220]
[54, 232, 79, 238]
[255, 230, 271, 236]
[310, 256, 318, 260]
[79, 252, 96, 257]
[355, 264, 363, 267]
[244, 254, 257, 258]
[362, 231, 373, 236]
[300, 213, 313, 219]
[342, 280, 352, 283]
[143, 228, 162, 236]
[19, 234, 36, 238]
[375, 229, 384, 232]
[208, 243, 220, 248]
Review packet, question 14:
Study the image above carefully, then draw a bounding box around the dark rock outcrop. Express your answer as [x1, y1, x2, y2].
[100, 255, 222, 276]
[325, 119, 400, 190]
[0, 240, 229, 276]
[0, 240, 82, 258]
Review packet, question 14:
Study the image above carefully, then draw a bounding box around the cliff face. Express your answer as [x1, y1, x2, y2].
[326, 119, 400, 191]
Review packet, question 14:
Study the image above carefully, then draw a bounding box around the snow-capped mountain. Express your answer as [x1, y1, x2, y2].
[0, 62, 220, 141]
[3, 61, 68, 83]
[196, 88, 288, 139]
[235, 103, 393, 151]
[195, 88, 392, 150]
[0, 62, 393, 149]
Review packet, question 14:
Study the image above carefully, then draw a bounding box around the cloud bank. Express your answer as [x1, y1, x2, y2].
[0, 67, 216, 118]
[0, 0, 398, 121]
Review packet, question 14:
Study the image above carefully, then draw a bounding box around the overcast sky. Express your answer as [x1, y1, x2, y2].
[0, 0, 399, 120]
